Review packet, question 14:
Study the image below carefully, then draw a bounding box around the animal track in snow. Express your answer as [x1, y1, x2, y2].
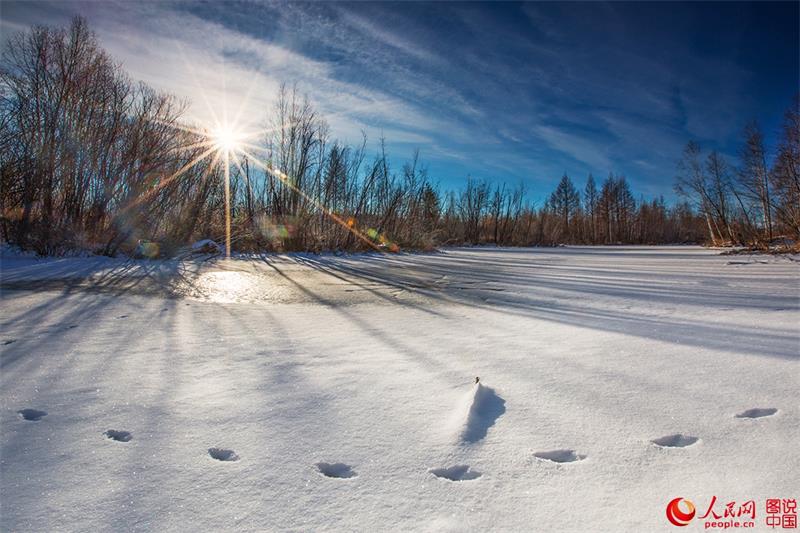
[316, 462, 357, 479]
[651, 434, 699, 448]
[735, 408, 778, 419]
[2, 339, 17, 345]
[533, 449, 586, 463]
[430, 464, 482, 481]
[104, 430, 132, 442]
[18, 409, 47, 421]
[208, 448, 239, 462]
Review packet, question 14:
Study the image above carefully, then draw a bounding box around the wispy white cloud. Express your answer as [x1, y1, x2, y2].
[2, 0, 794, 197]
[532, 125, 613, 175]
[336, 9, 441, 65]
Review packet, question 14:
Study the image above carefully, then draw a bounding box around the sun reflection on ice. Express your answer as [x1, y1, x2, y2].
[184, 265, 296, 303]
[194, 270, 254, 303]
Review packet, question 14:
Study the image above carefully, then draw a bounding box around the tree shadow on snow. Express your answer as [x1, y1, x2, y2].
[292, 252, 799, 361]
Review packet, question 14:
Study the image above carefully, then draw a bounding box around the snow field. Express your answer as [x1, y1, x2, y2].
[1, 246, 798, 531]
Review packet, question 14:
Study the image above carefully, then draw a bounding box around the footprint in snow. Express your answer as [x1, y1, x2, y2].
[429, 464, 482, 481]
[651, 434, 699, 448]
[208, 447, 239, 462]
[533, 449, 586, 463]
[316, 462, 357, 479]
[735, 408, 778, 419]
[104, 430, 132, 442]
[18, 409, 47, 421]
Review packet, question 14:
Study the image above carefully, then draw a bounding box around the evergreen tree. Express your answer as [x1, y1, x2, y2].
[548, 174, 581, 241]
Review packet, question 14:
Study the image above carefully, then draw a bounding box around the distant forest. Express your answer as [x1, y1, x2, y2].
[1, 18, 798, 256]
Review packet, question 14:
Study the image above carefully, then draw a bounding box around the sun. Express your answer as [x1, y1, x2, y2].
[210, 124, 243, 153]
[160, 104, 386, 258]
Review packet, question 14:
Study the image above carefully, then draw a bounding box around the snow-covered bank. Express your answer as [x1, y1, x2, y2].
[1, 246, 798, 531]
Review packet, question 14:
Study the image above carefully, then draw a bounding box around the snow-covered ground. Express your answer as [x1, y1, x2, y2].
[1, 246, 798, 532]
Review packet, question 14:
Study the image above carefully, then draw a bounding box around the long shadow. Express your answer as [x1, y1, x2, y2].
[298, 252, 799, 360]
[0, 259, 201, 372]
[337, 253, 797, 311]
[259, 256, 462, 379]
[0, 292, 181, 531]
[461, 383, 506, 444]
[475, 292, 799, 360]
[0, 255, 206, 301]
[288, 254, 443, 316]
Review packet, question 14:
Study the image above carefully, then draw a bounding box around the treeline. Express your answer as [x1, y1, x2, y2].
[674, 111, 800, 247]
[0, 19, 224, 256]
[0, 19, 792, 256]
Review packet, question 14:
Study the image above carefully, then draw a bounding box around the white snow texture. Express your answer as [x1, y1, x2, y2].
[1, 246, 798, 531]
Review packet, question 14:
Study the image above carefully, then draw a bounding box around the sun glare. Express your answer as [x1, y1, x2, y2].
[211, 125, 242, 153]
[156, 89, 388, 259]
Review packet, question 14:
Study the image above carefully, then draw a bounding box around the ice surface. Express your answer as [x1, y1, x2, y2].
[1, 246, 798, 531]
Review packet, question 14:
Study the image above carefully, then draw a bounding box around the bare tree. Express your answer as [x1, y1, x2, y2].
[739, 122, 773, 240]
[770, 97, 800, 239]
[0, 16, 758, 256]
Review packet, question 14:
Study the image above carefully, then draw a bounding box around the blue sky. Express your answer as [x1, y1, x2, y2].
[2, 1, 797, 202]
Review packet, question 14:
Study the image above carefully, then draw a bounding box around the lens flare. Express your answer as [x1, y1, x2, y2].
[211, 125, 242, 153]
[153, 54, 396, 257]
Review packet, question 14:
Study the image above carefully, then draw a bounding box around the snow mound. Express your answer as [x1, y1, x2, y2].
[735, 407, 778, 419]
[208, 448, 239, 462]
[651, 434, 699, 448]
[18, 409, 47, 421]
[458, 382, 506, 444]
[191, 239, 223, 254]
[315, 462, 357, 479]
[533, 449, 586, 463]
[430, 464, 482, 481]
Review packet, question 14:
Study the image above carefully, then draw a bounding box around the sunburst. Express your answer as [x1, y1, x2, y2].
[210, 125, 242, 153]
[159, 57, 390, 257]
[205, 119, 258, 258]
